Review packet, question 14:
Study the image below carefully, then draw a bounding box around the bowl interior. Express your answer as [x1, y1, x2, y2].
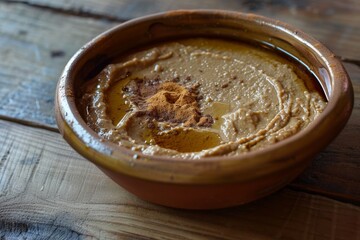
[74, 12, 333, 99]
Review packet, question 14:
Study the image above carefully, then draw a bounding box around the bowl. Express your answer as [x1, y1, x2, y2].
[55, 10, 353, 209]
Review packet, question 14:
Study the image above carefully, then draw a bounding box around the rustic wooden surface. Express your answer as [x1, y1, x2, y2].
[1, 120, 359, 239]
[0, 0, 359, 239]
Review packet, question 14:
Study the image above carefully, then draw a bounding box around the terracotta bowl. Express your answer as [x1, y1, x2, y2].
[55, 10, 353, 209]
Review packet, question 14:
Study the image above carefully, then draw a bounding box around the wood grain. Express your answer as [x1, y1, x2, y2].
[7, 0, 360, 59]
[1, 1, 359, 239]
[0, 2, 117, 128]
[0, 119, 359, 240]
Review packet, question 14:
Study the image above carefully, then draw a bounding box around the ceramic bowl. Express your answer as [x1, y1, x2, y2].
[55, 10, 353, 209]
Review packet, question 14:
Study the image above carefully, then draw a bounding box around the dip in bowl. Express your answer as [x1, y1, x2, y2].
[55, 10, 353, 209]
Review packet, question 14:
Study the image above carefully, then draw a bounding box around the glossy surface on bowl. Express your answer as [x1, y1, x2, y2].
[55, 10, 353, 209]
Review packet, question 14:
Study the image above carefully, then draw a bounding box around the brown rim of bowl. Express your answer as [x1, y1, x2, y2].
[56, 10, 354, 184]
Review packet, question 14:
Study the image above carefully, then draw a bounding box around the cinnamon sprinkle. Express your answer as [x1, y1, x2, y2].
[126, 78, 213, 127]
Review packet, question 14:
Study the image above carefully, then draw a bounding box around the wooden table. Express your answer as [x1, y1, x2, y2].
[1, 0, 359, 239]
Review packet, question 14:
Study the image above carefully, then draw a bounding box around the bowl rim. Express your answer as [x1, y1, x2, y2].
[55, 9, 354, 184]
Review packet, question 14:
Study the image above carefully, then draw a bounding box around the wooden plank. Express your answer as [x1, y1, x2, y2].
[0, 2, 118, 128]
[8, 0, 360, 60]
[0, 119, 359, 239]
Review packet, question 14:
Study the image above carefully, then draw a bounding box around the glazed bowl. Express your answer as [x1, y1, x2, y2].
[55, 10, 353, 209]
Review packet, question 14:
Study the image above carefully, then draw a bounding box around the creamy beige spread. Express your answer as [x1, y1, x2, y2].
[80, 38, 327, 158]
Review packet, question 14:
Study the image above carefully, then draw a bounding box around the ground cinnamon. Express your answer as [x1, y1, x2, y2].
[125, 79, 213, 127]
